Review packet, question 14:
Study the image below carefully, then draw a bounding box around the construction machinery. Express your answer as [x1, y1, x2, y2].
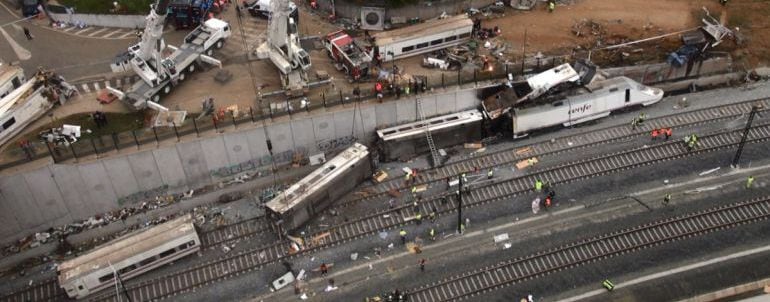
[108, 0, 231, 111]
[0, 66, 76, 147]
[323, 30, 371, 81]
[256, 0, 311, 94]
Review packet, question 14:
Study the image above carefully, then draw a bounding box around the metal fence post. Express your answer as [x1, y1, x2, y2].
[132, 130, 140, 149]
[474, 70, 477, 86]
[46, 142, 57, 163]
[231, 112, 237, 129]
[112, 132, 120, 151]
[152, 126, 159, 146]
[90, 138, 98, 157]
[69, 143, 78, 162]
[457, 69, 461, 85]
[442, 73, 445, 88]
[249, 106, 255, 123]
[172, 122, 180, 141]
[213, 117, 219, 132]
[192, 118, 200, 137]
[322, 93, 326, 107]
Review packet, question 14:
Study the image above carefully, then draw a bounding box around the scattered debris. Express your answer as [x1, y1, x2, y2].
[373, 170, 388, 183]
[465, 143, 483, 149]
[699, 167, 721, 176]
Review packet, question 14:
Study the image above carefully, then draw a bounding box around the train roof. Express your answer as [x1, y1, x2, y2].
[265, 143, 369, 215]
[377, 110, 483, 141]
[515, 76, 652, 113]
[57, 214, 196, 284]
[372, 14, 473, 46]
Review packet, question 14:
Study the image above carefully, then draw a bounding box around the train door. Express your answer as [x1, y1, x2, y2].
[625, 88, 631, 104]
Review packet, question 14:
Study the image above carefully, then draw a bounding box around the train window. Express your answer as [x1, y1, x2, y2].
[382, 130, 396, 135]
[402, 46, 414, 52]
[98, 273, 114, 283]
[78, 285, 84, 290]
[1, 117, 15, 130]
[552, 101, 563, 107]
[459, 33, 471, 39]
[160, 248, 176, 258]
[119, 265, 137, 275]
[416, 42, 429, 49]
[139, 257, 156, 266]
[431, 39, 443, 45]
[609, 87, 618, 92]
[445, 36, 457, 42]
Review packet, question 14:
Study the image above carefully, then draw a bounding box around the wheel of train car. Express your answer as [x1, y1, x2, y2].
[215, 39, 224, 49]
[162, 84, 171, 95]
[188, 64, 196, 73]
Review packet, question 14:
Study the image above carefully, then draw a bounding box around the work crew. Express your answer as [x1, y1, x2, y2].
[638, 112, 647, 124]
[663, 193, 671, 205]
[651, 129, 660, 140]
[664, 127, 672, 140]
[544, 196, 552, 208]
[602, 279, 615, 291]
[460, 223, 466, 234]
[429, 207, 437, 222]
[487, 169, 494, 179]
[720, 0, 728, 5]
[429, 228, 436, 241]
[400, 229, 407, 244]
[535, 179, 543, 192]
[688, 134, 698, 151]
[547, 0, 555, 12]
[320, 263, 328, 276]
[747, 176, 755, 188]
[631, 117, 639, 130]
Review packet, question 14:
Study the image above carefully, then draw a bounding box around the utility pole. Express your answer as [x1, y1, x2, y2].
[732, 105, 763, 168]
[457, 173, 464, 234]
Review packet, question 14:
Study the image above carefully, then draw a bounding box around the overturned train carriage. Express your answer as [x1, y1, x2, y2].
[57, 214, 200, 299]
[265, 143, 372, 231]
[511, 76, 663, 137]
[377, 110, 484, 162]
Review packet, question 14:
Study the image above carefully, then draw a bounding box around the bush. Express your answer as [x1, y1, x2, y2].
[57, 0, 154, 15]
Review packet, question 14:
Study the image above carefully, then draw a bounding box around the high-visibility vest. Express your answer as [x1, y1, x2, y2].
[400, 230, 407, 236]
[411, 186, 417, 193]
[488, 170, 493, 177]
[535, 180, 543, 190]
[415, 214, 422, 220]
[602, 280, 614, 290]
[429, 229, 435, 237]
[747, 176, 755, 187]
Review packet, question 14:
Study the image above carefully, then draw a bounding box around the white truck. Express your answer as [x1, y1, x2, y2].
[109, 0, 231, 111]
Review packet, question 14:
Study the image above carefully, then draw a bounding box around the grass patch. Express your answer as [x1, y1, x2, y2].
[19, 112, 145, 142]
[57, 0, 154, 15]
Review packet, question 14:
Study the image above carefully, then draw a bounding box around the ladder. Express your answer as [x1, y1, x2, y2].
[416, 97, 441, 167]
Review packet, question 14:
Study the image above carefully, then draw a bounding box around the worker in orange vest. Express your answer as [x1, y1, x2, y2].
[544, 196, 552, 208]
[651, 129, 659, 140]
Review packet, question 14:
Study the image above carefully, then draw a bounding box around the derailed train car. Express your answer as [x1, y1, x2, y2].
[265, 143, 372, 231]
[58, 214, 200, 299]
[511, 76, 663, 137]
[376, 110, 484, 162]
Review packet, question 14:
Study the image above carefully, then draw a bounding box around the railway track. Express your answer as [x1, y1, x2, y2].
[0, 217, 273, 302]
[84, 120, 770, 302]
[405, 196, 770, 302]
[335, 99, 770, 209]
[198, 217, 273, 248]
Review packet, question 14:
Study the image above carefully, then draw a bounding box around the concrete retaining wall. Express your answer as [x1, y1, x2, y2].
[48, 11, 146, 29]
[0, 87, 481, 244]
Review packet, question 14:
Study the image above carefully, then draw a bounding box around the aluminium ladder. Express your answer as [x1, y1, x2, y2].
[416, 97, 441, 167]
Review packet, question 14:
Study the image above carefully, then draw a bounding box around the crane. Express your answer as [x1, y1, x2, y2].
[256, 0, 311, 94]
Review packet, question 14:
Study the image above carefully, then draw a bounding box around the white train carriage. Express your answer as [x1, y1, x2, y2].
[265, 143, 371, 231]
[512, 76, 663, 137]
[58, 214, 200, 299]
[370, 14, 473, 62]
[377, 110, 484, 162]
[0, 62, 25, 99]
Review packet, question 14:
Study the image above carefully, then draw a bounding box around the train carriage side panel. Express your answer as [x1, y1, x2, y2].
[512, 102, 570, 135]
[378, 110, 482, 161]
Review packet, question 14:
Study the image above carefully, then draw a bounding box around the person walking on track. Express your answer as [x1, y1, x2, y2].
[663, 193, 671, 205]
[23, 27, 33, 40]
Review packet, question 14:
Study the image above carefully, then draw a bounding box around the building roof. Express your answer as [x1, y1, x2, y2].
[57, 214, 196, 283]
[372, 14, 473, 46]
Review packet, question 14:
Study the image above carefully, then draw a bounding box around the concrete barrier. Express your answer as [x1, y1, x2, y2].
[0, 87, 482, 244]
